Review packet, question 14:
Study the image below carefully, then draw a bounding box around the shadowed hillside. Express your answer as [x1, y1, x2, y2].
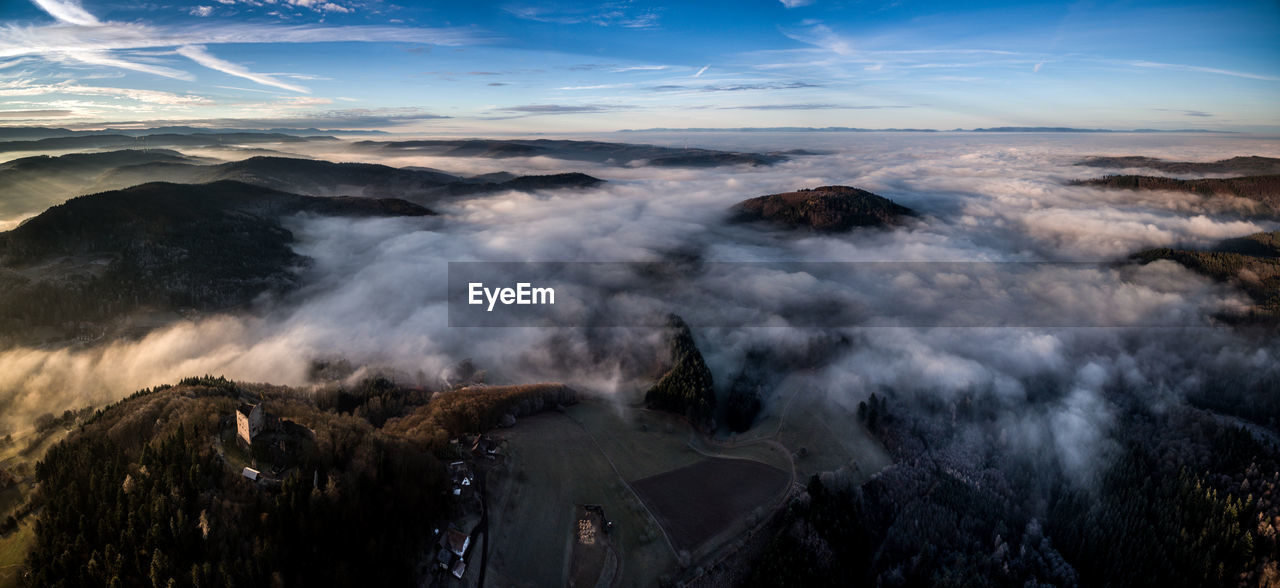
[0, 150, 204, 220]
[0, 181, 433, 342]
[96, 156, 604, 201]
[644, 315, 716, 430]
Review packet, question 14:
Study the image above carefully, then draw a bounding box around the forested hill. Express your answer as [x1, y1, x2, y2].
[1131, 230, 1280, 322]
[1, 180, 432, 259]
[1073, 175, 1280, 218]
[96, 156, 464, 198]
[22, 376, 576, 586]
[0, 181, 433, 343]
[1075, 155, 1280, 175]
[729, 185, 915, 231]
[644, 315, 717, 430]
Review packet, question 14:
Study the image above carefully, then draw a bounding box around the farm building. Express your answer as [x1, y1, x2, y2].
[448, 461, 475, 497]
[446, 528, 471, 557]
[471, 434, 499, 456]
[433, 527, 474, 579]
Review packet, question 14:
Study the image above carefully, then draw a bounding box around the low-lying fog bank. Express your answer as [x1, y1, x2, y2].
[2, 133, 1279, 485]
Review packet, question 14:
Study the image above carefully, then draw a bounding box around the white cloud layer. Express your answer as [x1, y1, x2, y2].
[1, 133, 1278, 487]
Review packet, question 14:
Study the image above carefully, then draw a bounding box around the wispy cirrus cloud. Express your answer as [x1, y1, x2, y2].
[556, 83, 634, 90]
[612, 65, 668, 73]
[177, 45, 309, 93]
[721, 103, 909, 110]
[1130, 60, 1279, 82]
[212, 0, 355, 15]
[1152, 108, 1212, 118]
[75, 107, 451, 130]
[500, 103, 631, 114]
[2, 0, 482, 96]
[0, 108, 73, 118]
[30, 0, 99, 26]
[0, 21, 478, 60]
[50, 49, 195, 80]
[650, 81, 820, 92]
[0, 79, 211, 105]
[504, 3, 660, 29]
[782, 22, 855, 56]
[775, 20, 1279, 86]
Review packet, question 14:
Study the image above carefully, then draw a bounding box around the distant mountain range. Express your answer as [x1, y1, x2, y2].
[0, 126, 384, 141]
[618, 126, 1233, 133]
[0, 125, 1237, 140]
[354, 138, 801, 167]
[0, 150, 604, 221]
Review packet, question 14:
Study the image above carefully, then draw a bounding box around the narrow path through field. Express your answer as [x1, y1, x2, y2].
[566, 411, 681, 569]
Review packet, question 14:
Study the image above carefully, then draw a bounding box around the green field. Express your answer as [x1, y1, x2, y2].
[568, 403, 792, 479]
[484, 409, 675, 588]
[733, 387, 891, 481]
[485, 400, 819, 586]
[0, 519, 34, 588]
[0, 426, 66, 588]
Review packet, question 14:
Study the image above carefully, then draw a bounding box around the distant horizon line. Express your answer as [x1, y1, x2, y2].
[0, 124, 1256, 137]
[617, 126, 1238, 134]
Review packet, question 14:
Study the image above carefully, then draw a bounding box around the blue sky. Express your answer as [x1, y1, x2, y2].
[0, 0, 1276, 132]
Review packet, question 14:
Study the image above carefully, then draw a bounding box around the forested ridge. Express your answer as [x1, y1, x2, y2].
[22, 376, 577, 586]
[1132, 230, 1280, 321]
[1074, 174, 1280, 216]
[644, 315, 717, 430]
[747, 391, 1280, 587]
[0, 181, 433, 343]
[1074, 156, 1280, 175]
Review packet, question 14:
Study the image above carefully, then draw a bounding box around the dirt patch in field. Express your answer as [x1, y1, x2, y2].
[632, 457, 788, 554]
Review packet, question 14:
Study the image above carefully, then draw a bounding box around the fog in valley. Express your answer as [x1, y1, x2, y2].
[2, 132, 1279, 486]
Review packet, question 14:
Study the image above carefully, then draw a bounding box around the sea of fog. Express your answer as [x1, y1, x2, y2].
[3, 131, 1279, 478]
